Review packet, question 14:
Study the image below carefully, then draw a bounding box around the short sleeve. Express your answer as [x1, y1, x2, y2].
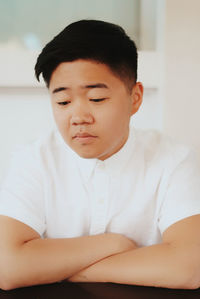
[158, 149, 200, 234]
[0, 145, 46, 236]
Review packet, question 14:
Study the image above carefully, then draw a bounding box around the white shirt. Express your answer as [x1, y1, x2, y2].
[0, 126, 200, 247]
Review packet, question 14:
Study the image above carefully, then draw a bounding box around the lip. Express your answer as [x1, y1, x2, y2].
[72, 132, 97, 144]
[73, 133, 96, 138]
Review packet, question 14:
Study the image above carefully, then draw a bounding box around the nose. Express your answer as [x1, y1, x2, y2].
[70, 102, 94, 125]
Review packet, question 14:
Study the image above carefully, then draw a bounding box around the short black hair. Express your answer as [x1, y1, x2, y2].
[35, 19, 138, 92]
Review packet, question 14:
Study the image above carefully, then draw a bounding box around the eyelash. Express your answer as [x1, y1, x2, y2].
[57, 101, 70, 106]
[57, 98, 106, 105]
[90, 98, 106, 102]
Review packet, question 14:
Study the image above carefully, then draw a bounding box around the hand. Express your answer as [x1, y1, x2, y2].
[68, 270, 90, 282]
[109, 233, 138, 255]
[68, 234, 138, 283]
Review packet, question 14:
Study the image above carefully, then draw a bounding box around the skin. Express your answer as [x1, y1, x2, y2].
[68, 215, 200, 289]
[49, 59, 143, 161]
[0, 216, 136, 290]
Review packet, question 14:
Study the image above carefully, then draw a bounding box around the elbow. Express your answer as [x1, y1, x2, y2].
[176, 265, 200, 290]
[0, 273, 19, 291]
[181, 274, 200, 290]
[0, 275, 17, 291]
[0, 267, 27, 291]
[168, 245, 200, 290]
[0, 249, 30, 291]
[0, 282, 15, 291]
[0, 262, 20, 291]
[180, 280, 200, 290]
[184, 260, 200, 289]
[163, 272, 200, 290]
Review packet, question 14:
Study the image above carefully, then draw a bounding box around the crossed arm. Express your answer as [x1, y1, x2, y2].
[0, 214, 200, 290]
[68, 215, 200, 289]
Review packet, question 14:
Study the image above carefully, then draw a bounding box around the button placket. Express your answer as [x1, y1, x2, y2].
[89, 164, 109, 235]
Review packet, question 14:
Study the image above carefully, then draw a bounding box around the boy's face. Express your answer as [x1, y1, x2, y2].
[49, 59, 143, 160]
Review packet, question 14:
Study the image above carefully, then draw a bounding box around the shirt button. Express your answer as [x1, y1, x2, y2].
[98, 199, 104, 205]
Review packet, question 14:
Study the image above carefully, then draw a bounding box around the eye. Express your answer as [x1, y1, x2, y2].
[57, 101, 70, 106]
[90, 98, 107, 102]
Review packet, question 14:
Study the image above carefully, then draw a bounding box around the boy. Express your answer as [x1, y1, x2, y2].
[0, 19, 200, 290]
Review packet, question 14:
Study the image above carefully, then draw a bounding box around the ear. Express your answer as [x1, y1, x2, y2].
[130, 82, 143, 116]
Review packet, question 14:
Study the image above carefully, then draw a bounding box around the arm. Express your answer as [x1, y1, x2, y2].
[69, 215, 200, 289]
[0, 216, 135, 290]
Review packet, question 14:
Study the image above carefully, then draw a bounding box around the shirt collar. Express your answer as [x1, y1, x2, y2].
[75, 125, 136, 181]
[56, 125, 136, 182]
[55, 129, 98, 182]
[102, 125, 136, 176]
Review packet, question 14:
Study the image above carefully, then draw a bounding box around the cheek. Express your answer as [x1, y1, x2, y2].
[53, 109, 68, 127]
[97, 104, 130, 129]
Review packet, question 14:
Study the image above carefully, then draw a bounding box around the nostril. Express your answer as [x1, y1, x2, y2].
[71, 114, 94, 125]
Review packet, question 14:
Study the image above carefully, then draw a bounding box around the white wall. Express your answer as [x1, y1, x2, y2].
[0, 88, 55, 181]
[164, 0, 200, 156]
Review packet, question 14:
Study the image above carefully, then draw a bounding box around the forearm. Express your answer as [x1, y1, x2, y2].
[69, 242, 200, 289]
[2, 233, 125, 289]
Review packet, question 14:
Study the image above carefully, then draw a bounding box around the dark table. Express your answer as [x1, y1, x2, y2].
[0, 282, 200, 299]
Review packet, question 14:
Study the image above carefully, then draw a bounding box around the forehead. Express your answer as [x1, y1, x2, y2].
[49, 59, 127, 93]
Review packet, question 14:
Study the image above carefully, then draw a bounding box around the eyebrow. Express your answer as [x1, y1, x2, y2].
[52, 83, 109, 94]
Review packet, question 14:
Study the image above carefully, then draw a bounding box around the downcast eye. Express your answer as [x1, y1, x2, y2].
[90, 98, 106, 102]
[57, 101, 70, 105]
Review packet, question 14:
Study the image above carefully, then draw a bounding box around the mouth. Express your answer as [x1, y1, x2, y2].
[73, 133, 96, 138]
[72, 133, 97, 144]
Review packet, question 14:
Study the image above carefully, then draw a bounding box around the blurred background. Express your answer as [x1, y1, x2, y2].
[0, 0, 200, 182]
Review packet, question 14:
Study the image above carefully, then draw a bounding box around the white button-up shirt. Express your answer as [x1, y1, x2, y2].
[0, 126, 200, 247]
